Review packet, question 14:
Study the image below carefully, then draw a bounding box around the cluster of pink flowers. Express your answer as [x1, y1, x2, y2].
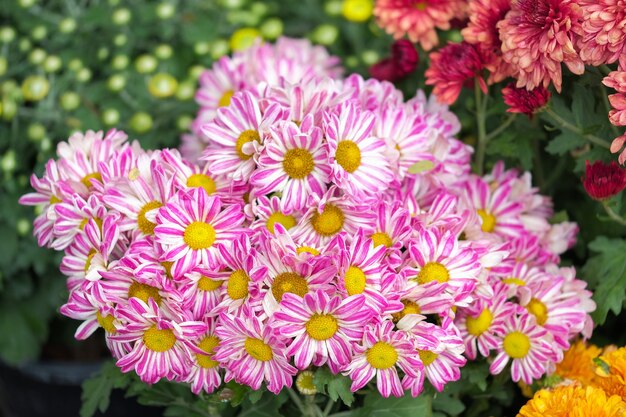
[183, 37, 343, 164]
[21, 39, 594, 399]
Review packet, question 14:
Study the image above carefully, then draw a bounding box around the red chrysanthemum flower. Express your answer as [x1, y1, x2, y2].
[502, 83, 551, 117]
[497, 0, 585, 93]
[370, 40, 419, 82]
[578, 0, 626, 70]
[425, 42, 487, 105]
[374, 0, 467, 51]
[582, 160, 626, 201]
[461, 0, 513, 83]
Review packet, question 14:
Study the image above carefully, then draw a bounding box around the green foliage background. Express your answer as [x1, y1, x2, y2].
[1, 0, 626, 416]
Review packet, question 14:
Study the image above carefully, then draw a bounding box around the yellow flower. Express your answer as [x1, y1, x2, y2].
[570, 386, 626, 417]
[518, 385, 584, 417]
[230, 28, 261, 52]
[555, 340, 602, 386]
[594, 347, 626, 400]
[341, 0, 373, 22]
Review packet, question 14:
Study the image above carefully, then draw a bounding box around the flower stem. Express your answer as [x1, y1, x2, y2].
[287, 388, 308, 415]
[474, 81, 489, 175]
[602, 202, 626, 226]
[544, 108, 611, 149]
[485, 114, 516, 142]
[322, 398, 335, 417]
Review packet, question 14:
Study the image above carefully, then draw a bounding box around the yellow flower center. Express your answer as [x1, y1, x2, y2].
[161, 261, 174, 279]
[502, 277, 526, 286]
[283, 148, 315, 179]
[297, 246, 320, 256]
[295, 371, 317, 395]
[526, 298, 548, 326]
[266, 211, 297, 234]
[218, 90, 234, 107]
[184, 221, 216, 250]
[271, 272, 309, 302]
[137, 200, 163, 235]
[419, 350, 439, 366]
[197, 276, 223, 292]
[143, 325, 176, 352]
[466, 308, 493, 336]
[477, 209, 496, 233]
[128, 281, 162, 305]
[227, 269, 250, 300]
[81, 172, 102, 188]
[79, 217, 103, 231]
[305, 314, 338, 341]
[414, 1, 427, 11]
[335, 140, 361, 173]
[344, 265, 367, 295]
[392, 300, 421, 322]
[244, 337, 273, 361]
[503, 331, 531, 359]
[311, 204, 344, 237]
[96, 311, 117, 334]
[371, 232, 393, 248]
[49, 195, 63, 204]
[366, 342, 398, 369]
[84, 248, 97, 272]
[186, 173, 216, 195]
[196, 335, 220, 368]
[416, 262, 450, 284]
[235, 129, 260, 161]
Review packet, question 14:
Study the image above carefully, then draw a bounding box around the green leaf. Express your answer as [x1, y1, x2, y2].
[432, 390, 465, 416]
[353, 391, 432, 417]
[80, 361, 131, 417]
[313, 367, 354, 406]
[545, 132, 588, 155]
[238, 390, 287, 417]
[581, 237, 626, 324]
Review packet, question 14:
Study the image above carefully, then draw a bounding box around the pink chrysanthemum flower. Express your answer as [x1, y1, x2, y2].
[112, 298, 207, 383]
[161, 149, 247, 205]
[215, 312, 297, 394]
[325, 102, 394, 197]
[489, 312, 556, 384]
[344, 320, 422, 398]
[251, 120, 330, 211]
[57, 129, 128, 196]
[402, 228, 481, 306]
[425, 42, 487, 105]
[154, 188, 246, 277]
[104, 156, 176, 235]
[502, 83, 551, 117]
[456, 284, 516, 359]
[373, 0, 467, 51]
[369, 201, 412, 267]
[60, 214, 122, 290]
[578, 0, 626, 70]
[52, 194, 107, 250]
[201, 91, 285, 182]
[259, 234, 336, 315]
[248, 195, 300, 237]
[178, 267, 226, 320]
[209, 235, 267, 314]
[332, 231, 389, 310]
[393, 280, 456, 321]
[273, 290, 372, 373]
[519, 276, 587, 352]
[497, 0, 585, 92]
[492, 261, 551, 298]
[461, 0, 513, 83]
[290, 187, 376, 246]
[19, 159, 74, 247]
[195, 56, 245, 118]
[182, 318, 222, 395]
[461, 176, 525, 240]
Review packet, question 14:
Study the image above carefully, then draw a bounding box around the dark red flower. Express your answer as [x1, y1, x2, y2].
[369, 40, 418, 82]
[502, 83, 551, 117]
[425, 41, 487, 105]
[582, 160, 626, 201]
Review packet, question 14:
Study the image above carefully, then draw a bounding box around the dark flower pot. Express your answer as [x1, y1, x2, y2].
[0, 360, 162, 417]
